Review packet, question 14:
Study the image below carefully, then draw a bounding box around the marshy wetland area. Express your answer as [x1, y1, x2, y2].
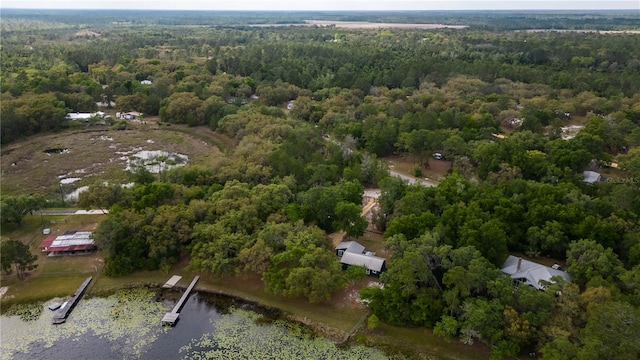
[0, 120, 230, 196]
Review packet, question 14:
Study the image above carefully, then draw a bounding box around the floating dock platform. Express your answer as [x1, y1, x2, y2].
[162, 275, 199, 326]
[52, 276, 92, 324]
[162, 275, 182, 288]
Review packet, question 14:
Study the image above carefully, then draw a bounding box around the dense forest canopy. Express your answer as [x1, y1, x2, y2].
[1, 10, 639, 360]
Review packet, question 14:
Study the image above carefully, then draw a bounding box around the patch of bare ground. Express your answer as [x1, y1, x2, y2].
[387, 154, 451, 182]
[565, 115, 589, 126]
[74, 29, 100, 37]
[0, 123, 233, 195]
[332, 278, 372, 308]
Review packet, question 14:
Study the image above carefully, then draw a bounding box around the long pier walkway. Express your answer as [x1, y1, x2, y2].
[161, 275, 199, 326]
[52, 276, 92, 324]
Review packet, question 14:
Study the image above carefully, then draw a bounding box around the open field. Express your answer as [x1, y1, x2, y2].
[249, 20, 468, 29]
[386, 154, 452, 182]
[303, 20, 468, 29]
[0, 122, 231, 196]
[362, 323, 491, 360]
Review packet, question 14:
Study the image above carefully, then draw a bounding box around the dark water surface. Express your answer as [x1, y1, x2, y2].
[1, 288, 386, 360]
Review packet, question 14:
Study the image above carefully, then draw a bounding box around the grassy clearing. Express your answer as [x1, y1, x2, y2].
[0, 274, 91, 308]
[354, 231, 390, 260]
[1, 213, 102, 244]
[202, 275, 367, 334]
[355, 323, 492, 360]
[160, 124, 237, 153]
[386, 154, 451, 182]
[0, 216, 46, 243]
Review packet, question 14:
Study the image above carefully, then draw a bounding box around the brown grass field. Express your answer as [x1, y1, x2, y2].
[0, 120, 231, 196]
[387, 154, 452, 182]
[303, 20, 468, 29]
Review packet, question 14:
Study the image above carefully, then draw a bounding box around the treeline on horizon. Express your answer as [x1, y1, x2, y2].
[1, 11, 640, 360]
[2, 12, 640, 144]
[1, 9, 640, 29]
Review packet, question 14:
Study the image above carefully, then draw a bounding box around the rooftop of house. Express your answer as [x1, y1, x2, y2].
[340, 251, 386, 272]
[336, 241, 365, 254]
[501, 255, 571, 290]
[583, 170, 602, 184]
[40, 231, 95, 252]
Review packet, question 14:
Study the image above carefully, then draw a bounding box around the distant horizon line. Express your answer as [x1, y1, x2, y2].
[2, 7, 639, 11]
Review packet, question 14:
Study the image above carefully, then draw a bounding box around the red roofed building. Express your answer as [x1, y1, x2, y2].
[40, 235, 57, 252]
[39, 230, 96, 256]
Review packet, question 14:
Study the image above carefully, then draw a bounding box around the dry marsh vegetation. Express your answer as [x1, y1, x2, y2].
[0, 122, 231, 196]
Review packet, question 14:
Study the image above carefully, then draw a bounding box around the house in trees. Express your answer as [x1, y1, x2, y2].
[39, 230, 97, 256]
[501, 255, 571, 290]
[336, 241, 386, 277]
[117, 111, 142, 121]
[583, 171, 602, 184]
[336, 241, 365, 257]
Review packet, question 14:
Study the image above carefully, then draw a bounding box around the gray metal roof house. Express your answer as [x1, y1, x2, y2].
[335, 240, 386, 277]
[336, 241, 365, 257]
[340, 251, 386, 277]
[501, 255, 571, 290]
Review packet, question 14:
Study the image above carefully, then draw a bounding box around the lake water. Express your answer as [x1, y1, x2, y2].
[0, 288, 386, 360]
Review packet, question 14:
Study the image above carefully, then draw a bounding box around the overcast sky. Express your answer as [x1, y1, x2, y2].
[1, 1, 638, 11]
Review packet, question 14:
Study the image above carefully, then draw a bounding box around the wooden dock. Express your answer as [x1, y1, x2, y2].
[52, 276, 92, 324]
[162, 275, 182, 288]
[161, 275, 199, 326]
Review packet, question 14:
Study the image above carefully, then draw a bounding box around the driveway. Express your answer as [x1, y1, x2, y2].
[389, 170, 437, 187]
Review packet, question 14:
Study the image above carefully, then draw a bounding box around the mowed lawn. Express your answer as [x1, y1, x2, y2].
[0, 213, 105, 306]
